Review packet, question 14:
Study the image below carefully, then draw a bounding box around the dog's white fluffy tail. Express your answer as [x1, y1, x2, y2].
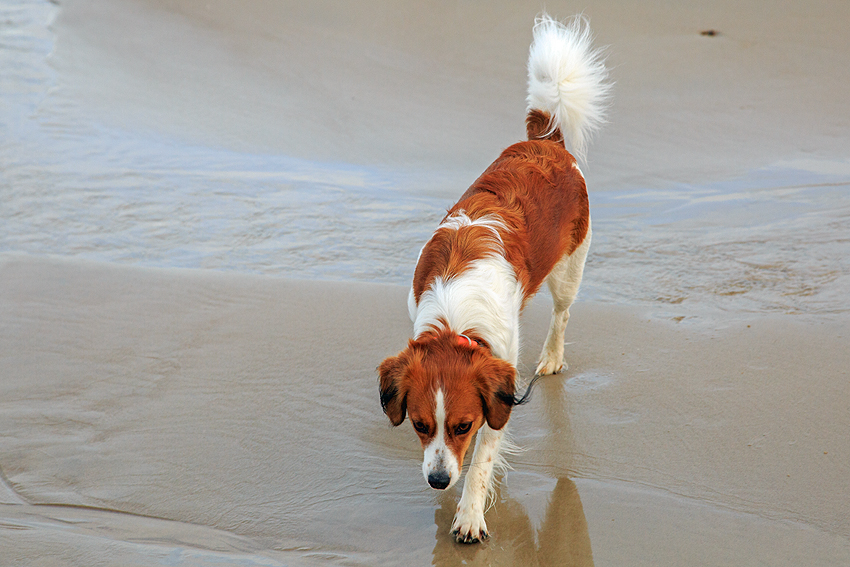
[526, 14, 611, 161]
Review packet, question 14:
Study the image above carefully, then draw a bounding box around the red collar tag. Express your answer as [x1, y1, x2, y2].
[457, 334, 480, 348]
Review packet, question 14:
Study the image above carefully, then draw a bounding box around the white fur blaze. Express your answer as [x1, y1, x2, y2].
[422, 389, 461, 489]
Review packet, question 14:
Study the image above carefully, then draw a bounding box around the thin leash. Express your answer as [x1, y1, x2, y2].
[511, 373, 546, 406]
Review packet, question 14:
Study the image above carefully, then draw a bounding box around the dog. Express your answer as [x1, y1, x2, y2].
[378, 14, 610, 543]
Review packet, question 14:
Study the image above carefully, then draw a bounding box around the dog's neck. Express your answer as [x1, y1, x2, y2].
[408, 254, 522, 364]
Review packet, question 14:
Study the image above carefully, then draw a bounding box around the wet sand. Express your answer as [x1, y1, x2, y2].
[2, 0, 850, 565]
[2, 255, 849, 566]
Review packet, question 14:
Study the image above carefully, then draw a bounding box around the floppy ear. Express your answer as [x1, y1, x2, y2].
[378, 354, 408, 426]
[477, 357, 517, 430]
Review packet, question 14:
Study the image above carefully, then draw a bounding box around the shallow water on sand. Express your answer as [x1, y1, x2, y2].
[3, 0, 849, 319]
[2, 0, 850, 565]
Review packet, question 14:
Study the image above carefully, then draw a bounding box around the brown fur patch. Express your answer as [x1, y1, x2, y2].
[378, 329, 517, 464]
[412, 223, 504, 303]
[526, 109, 564, 145]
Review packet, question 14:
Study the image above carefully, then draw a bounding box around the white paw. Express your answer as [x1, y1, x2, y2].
[450, 508, 489, 544]
[536, 339, 567, 376]
[535, 350, 566, 376]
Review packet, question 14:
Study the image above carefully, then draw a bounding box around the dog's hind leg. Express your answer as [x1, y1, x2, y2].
[535, 223, 591, 376]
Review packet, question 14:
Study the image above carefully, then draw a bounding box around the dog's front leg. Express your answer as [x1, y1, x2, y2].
[451, 423, 503, 543]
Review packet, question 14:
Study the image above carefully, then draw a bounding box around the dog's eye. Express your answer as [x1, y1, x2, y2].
[454, 422, 472, 436]
[412, 421, 430, 435]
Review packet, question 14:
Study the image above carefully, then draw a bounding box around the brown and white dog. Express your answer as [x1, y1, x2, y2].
[378, 14, 610, 543]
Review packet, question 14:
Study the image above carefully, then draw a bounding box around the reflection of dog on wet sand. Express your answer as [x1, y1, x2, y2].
[378, 14, 610, 543]
[432, 477, 594, 565]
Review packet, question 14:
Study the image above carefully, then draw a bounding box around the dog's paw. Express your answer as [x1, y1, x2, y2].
[450, 510, 489, 544]
[535, 356, 566, 376]
[536, 341, 567, 376]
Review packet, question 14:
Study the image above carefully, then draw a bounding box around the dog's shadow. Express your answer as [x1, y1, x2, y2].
[430, 376, 594, 566]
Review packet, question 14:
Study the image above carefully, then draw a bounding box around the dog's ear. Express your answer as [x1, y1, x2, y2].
[378, 354, 408, 426]
[476, 357, 517, 430]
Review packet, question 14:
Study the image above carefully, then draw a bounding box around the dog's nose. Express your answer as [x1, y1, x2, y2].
[427, 471, 451, 490]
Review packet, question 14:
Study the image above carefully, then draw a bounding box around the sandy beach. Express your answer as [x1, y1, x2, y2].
[2, 0, 849, 565]
[2, 256, 849, 566]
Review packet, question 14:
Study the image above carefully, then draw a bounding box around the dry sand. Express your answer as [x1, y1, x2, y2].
[2, 0, 850, 565]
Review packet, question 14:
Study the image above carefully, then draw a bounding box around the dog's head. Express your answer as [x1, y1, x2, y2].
[378, 330, 516, 490]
